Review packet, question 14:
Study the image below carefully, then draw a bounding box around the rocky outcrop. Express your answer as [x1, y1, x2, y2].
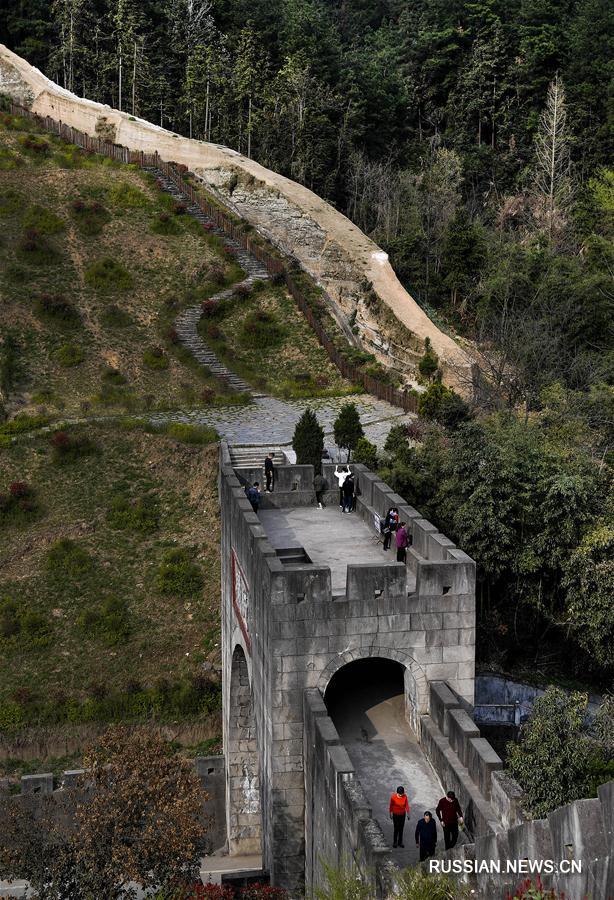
[0, 43, 472, 387]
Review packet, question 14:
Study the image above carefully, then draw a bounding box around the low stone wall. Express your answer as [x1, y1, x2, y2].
[441, 781, 614, 899]
[303, 689, 397, 898]
[420, 683, 525, 840]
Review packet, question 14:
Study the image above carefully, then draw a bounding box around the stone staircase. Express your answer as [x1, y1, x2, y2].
[228, 447, 287, 468]
[144, 167, 270, 395]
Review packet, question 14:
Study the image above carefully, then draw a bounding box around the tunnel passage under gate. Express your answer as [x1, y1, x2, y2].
[324, 657, 444, 867]
[227, 645, 262, 856]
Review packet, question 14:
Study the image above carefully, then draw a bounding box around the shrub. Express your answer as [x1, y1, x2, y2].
[353, 437, 378, 469]
[239, 310, 285, 349]
[233, 283, 251, 298]
[173, 201, 187, 215]
[0, 481, 37, 525]
[46, 538, 93, 580]
[292, 409, 324, 474]
[165, 423, 218, 445]
[34, 292, 80, 326]
[156, 548, 203, 596]
[71, 198, 110, 236]
[101, 367, 127, 386]
[201, 299, 220, 318]
[85, 257, 133, 292]
[22, 205, 65, 235]
[109, 181, 148, 208]
[0, 147, 23, 170]
[50, 430, 96, 463]
[100, 304, 132, 327]
[0, 188, 22, 217]
[396, 867, 470, 899]
[17, 133, 50, 155]
[143, 346, 169, 370]
[0, 598, 51, 648]
[78, 597, 130, 646]
[151, 211, 182, 235]
[418, 382, 471, 428]
[18, 227, 57, 264]
[54, 342, 85, 367]
[107, 494, 159, 532]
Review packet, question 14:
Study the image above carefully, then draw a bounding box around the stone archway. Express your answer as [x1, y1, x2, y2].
[317, 647, 428, 734]
[227, 645, 262, 855]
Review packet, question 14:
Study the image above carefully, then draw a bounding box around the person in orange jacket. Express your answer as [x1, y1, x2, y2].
[389, 785, 410, 848]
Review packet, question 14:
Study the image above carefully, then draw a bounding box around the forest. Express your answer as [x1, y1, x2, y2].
[1, 0, 613, 687]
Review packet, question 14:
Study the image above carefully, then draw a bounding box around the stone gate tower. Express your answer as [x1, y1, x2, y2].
[219, 443, 476, 894]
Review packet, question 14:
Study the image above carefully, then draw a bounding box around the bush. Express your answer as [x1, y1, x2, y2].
[107, 494, 159, 532]
[418, 382, 471, 428]
[353, 437, 378, 469]
[0, 598, 51, 648]
[85, 257, 133, 292]
[156, 548, 203, 596]
[109, 181, 148, 208]
[101, 367, 127, 386]
[151, 211, 182, 235]
[0, 481, 37, 525]
[50, 430, 96, 463]
[46, 538, 94, 580]
[0, 188, 22, 217]
[396, 867, 470, 899]
[0, 147, 23, 170]
[17, 133, 50, 155]
[18, 227, 57, 264]
[143, 346, 169, 370]
[239, 310, 285, 349]
[71, 198, 110, 236]
[100, 304, 132, 327]
[165, 423, 218, 445]
[78, 597, 130, 646]
[34, 292, 80, 326]
[22, 205, 65, 235]
[54, 342, 85, 367]
[292, 409, 324, 474]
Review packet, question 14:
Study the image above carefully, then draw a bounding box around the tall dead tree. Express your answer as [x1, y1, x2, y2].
[533, 74, 573, 242]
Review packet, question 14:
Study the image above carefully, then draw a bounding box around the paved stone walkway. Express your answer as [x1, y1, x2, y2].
[149, 394, 412, 452]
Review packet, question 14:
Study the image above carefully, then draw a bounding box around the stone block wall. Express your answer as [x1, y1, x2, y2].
[220, 448, 477, 893]
[303, 690, 397, 898]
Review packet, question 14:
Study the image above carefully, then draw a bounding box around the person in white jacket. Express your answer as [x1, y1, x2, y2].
[334, 465, 349, 509]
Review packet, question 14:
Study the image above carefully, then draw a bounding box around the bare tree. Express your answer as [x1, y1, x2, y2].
[533, 74, 574, 242]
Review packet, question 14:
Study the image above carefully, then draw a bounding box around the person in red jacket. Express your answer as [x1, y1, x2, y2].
[436, 789, 464, 849]
[389, 785, 410, 848]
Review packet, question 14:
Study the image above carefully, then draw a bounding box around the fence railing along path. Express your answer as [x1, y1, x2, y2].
[9, 102, 418, 414]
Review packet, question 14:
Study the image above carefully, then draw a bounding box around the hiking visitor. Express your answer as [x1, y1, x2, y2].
[395, 521, 409, 563]
[415, 810, 437, 862]
[389, 786, 410, 848]
[313, 471, 326, 508]
[334, 465, 349, 508]
[383, 506, 399, 551]
[264, 452, 275, 492]
[436, 790, 464, 850]
[246, 482, 261, 513]
[342, 473, 355, 513]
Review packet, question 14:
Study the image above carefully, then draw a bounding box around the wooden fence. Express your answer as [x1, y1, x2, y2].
[8, 102, 418, 413]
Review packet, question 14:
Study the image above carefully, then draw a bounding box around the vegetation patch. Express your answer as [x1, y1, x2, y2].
[156, 548, 203, 597]
[142, 346, 169, 369]
[54, 342, 85, 367]
[162, 422, 218, 445]
[85, 256, 133, 292]
[109, 181, 148, 209]
[0, 598, 51, 649]
[99, 304, 132, 328]
[22, 204, 65, 235]
[0, 188, 22, 216]
[106, 493, 159, 532]
[50, 430, 97, 464]
[0, 482, 38, 527]
[33, 292, 80, 327]
[0, 147, 22, 170]
[150, 211, 182, 235]
[78, 597, 130, 646]
[71, 198, 110, 235]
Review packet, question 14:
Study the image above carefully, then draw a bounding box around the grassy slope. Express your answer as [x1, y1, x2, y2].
[0, 113, 245, 417]
[0, 423, 221, 734]
[199, 284, 358, 398]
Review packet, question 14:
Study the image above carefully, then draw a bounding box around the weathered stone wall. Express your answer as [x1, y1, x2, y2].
[440, 781, 614, 899]
[0, 42, 472, 388]
[220, 447, 476, 893]
[303, 690, 398, 898]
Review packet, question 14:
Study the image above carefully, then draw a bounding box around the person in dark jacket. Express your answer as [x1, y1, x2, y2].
[246, 482, 261, 513]
[313, 472, 326, 508]
[342, 473, 355, 513]
[436, 790, 464, 849]
[383, 507, 399, 551]
[264, 453, 275, 492]
[415, 810, 437, 862]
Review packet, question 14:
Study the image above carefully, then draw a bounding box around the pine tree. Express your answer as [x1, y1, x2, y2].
[292, 409, 324, 474]
[333, 402, 364, 462]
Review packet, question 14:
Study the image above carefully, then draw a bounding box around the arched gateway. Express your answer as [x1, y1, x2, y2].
[220, 443, 476, 895]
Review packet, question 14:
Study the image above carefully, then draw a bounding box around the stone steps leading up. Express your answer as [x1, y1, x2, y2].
[143, 166, 271, 396]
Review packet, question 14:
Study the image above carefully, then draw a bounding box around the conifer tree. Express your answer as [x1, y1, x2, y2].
[292, 409, 324, 474]
[333, 402, 364, 462]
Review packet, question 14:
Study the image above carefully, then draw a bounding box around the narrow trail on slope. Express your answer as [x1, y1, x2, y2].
[144, 167, 270, 396]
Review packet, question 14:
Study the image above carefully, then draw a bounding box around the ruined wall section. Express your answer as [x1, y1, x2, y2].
[0, 42, 472, 388]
